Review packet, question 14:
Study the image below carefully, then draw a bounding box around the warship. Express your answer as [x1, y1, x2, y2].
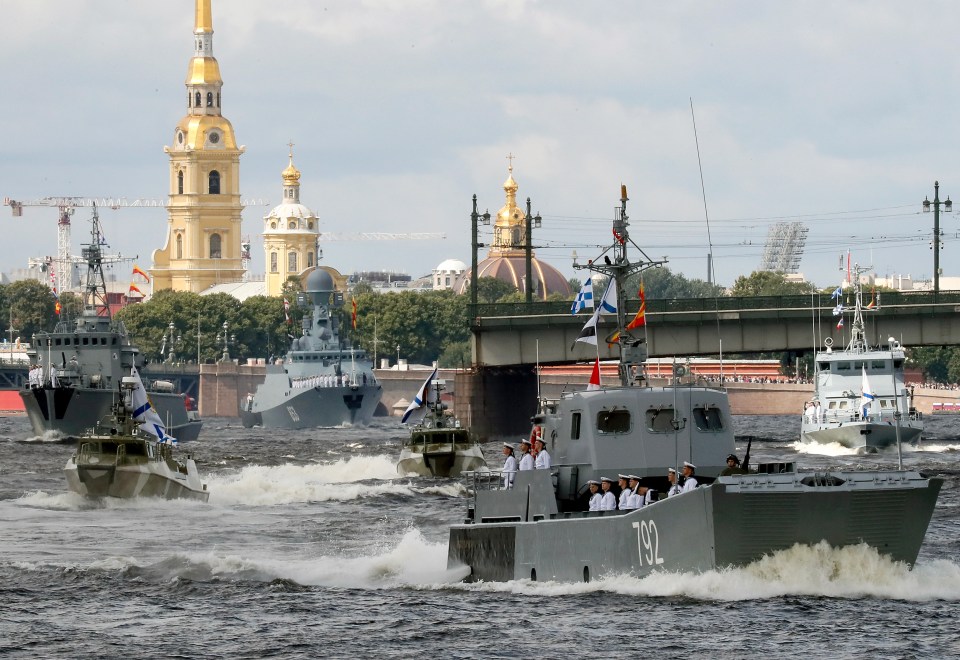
[397, 372, 486, 477]
[64, 370, 208, 501]
[20, 207, 202, 442]
[800, 269, 922, 450]
[447, 186, 942, 583]
[241, 268, 381, 429]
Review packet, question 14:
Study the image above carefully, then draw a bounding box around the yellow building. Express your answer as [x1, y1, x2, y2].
[264, 149, 320, 297]
[151, 0, 245, 292]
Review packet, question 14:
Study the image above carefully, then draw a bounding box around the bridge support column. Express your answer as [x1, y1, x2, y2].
[456, 365, 538, 442]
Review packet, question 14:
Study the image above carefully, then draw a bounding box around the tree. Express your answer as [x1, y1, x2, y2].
[476, 277, 517, 303]
[629, 267, 725, 300]
[4, 280, 58, 340]
[730, 271, 816, 297]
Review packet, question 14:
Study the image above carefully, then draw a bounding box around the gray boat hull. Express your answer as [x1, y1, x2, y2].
[21, 386, 202, 442]
[800, 419, 923, 450]
[64, 445, 208, 502]
[397, 443, 486, 477]
[242, 382, 382, 429]
[449, 470, 943, 582]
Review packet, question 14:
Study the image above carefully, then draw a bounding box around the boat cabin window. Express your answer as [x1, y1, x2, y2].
[646, 407, 676, 433]
[55, 339, 61, 346]
[836, 362, 851, 371]
[871, 360, 886, 370]
[879, 400, 889, 408]
[571, 412, 581, 440]
[817, 361, 829, 371]
[839, 401, 849, 409]
[893, 359, 904, 369]
[82, 338, 89, 345]
[854, 361, 864, 370]
[597, 409, 630, 434]
[692, 406, 724, 432]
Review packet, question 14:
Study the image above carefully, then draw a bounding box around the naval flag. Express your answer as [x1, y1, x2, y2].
[597, 280, 617, 314]
[130, 366, 176, 445]
[401, 367, 438, 424]
[573, 308, 600, 347]
[570, 277, 594, 315]
[586, 357, 601, 391]
[831, 285, 843, 299]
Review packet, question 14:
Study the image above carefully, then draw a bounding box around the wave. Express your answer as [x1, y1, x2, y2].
[18, 429, 71, 444]
[791, 440, 859, 456]
[456, 542, 960, 601]
[206, 455, 466, 506]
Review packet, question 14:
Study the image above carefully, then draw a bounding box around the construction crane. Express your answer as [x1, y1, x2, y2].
[5, 196, 269, 293]
[321, 232, 445, 241]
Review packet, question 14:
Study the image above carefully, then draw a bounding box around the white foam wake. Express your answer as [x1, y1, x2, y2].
[791, 440, 859, 456]
[458, 542, 960, 601]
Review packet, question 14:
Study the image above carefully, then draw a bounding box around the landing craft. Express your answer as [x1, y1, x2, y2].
[447, 186, 942, 583]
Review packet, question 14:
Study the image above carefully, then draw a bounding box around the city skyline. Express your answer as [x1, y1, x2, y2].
[1, 1, 958, 291]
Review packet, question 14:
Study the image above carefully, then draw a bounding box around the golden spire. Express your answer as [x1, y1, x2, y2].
[195, 0, 213, 33]
[492, 154, 525, 252]
[282, 141, 301, 185]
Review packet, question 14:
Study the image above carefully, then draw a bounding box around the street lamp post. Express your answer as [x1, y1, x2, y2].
[524, 197, 542, 304]
[922, 181, 952, 295]
[470, 195, 491, 315]
[216, 321, 235, 363]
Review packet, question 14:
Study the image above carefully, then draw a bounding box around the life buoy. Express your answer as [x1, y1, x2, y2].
[529, 425, 542, 445]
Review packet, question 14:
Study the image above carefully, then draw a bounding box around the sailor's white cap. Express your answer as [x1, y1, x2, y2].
[587, 479, 600, 486]
[627, 474, 641, 481]
[683, 461, 696, 470]
[502, 442, 514, 450]
[667, 468, 677, 474]
[520, 438, 531, 447]
[617, 474, 629, 480]
[600, 476, 614, 483]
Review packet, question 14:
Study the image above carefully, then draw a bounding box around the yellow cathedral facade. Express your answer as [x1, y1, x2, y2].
[151, 0, 245, 292]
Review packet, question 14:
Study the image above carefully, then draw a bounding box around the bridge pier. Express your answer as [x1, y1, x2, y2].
[456, 366, 538, 443]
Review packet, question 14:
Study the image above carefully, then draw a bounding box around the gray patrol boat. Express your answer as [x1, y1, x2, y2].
[21, 207, 202, 442]
[65, 374, 208, 501]
[447, 187, 942, 583]
[240, 268, 381, 429]
[800, 267, 922, 450]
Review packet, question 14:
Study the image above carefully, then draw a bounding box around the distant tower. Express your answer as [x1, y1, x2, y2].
[454, 160, 571, 299]
[263, 146, 320, 297]
[151, 0, 245, 292]
[759, 222, 809, 274]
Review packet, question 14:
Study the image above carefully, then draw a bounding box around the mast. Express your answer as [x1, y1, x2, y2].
[574, 185, 667, 386]
[80, 204, 111, 320]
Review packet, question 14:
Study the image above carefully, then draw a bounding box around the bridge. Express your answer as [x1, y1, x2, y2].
[470, 290, 960, 367]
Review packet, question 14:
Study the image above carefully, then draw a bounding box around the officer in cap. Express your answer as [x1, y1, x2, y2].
[534, 437, 551, 470]
[681, 462, 698, 492]
[617, 474, 633, 510]
[518, 438, 534, 471]
[599, 477, 617, 510]
[666, 468, 681, 497]
[587, 480, 602, 511]
[501, 443, 518, 489]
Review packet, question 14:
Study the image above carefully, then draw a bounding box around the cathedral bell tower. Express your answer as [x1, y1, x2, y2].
[151, 0, 245, 292]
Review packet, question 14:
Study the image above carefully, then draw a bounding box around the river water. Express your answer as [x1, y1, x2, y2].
[2, 414, 959, 659]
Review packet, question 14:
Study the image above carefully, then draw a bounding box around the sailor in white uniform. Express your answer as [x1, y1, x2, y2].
[501, 443, 518, 489]
[599, 477, 617, 510]
[681, 462, 698, 492]
[534, 437, 551, 470]
[518, 439, 534, 471]
[617, 475, 633, 510]
[666, 468, 682, 497]
[587, 480, 602, 511]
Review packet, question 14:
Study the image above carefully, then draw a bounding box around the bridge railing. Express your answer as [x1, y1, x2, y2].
[470, 290, 960, 320]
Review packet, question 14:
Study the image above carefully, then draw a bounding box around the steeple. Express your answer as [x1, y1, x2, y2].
[491, 154, 526, 253]
[195, 0, 213, 34]
[187, 0, 223, 117]
[282, 142, 302, 204]
[151, 0, 245, 293]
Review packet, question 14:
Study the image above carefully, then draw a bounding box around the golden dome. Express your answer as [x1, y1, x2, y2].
[282, 152, 301, 185]
[185, 57, 222, 86]
[174, 115, 238, 150]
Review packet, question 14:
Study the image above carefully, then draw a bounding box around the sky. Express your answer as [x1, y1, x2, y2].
[2, 0, 959, 291]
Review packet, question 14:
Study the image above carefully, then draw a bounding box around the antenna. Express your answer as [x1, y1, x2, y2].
[690, 98, 716, 286]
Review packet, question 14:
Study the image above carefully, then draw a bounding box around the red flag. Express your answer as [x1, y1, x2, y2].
[608, 284, 646, 345]
[54, 300, 61, 316]
[612, 227, 626, 245]
[587, 357, 601, 391]
[351, 299, 357, 330]
[128, 283, 144, 296]
[132, 264, 151, 282]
